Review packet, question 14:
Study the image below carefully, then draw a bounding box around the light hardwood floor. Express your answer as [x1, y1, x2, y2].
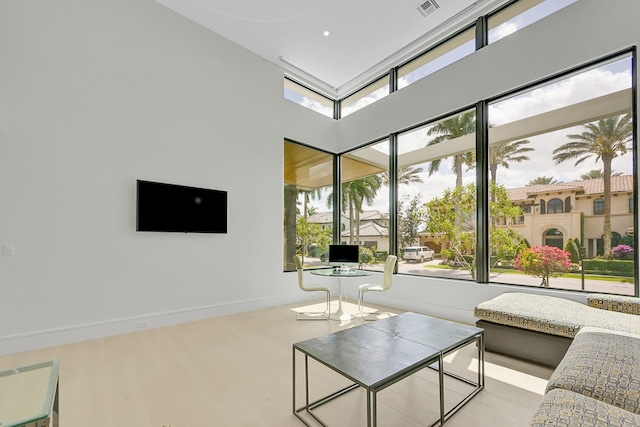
[0, 300, 553, 427]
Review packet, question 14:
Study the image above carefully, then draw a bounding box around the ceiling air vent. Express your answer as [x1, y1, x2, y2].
[417, 0, 441, 18]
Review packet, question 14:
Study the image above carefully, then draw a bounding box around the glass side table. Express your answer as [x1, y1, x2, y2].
[0, 359, 60, 427]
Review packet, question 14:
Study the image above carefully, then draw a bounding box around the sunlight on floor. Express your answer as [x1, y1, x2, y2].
[291, 301, 396, 319]
[290, 301, 331, 314]
[467, 359, 548, 395]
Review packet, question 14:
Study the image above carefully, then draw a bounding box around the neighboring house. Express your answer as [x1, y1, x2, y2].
[502, 175, 633, 258]
[308, 210, 390, 252]
[309, 176, 633, 259]
[305, 211, 342, 231]
[341, 220, 390, 252]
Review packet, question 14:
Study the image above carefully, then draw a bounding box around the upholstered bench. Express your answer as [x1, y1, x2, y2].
[474, 293, 640, 366]
[528, 327, 640, 426]
[587, 293, 640, 315]
[546, 327, 640, 414]
[529, 388, 640, 427]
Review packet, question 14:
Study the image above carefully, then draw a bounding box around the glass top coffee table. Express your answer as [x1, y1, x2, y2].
[293, 312, 484, 426]
[0, 359, 60, 427]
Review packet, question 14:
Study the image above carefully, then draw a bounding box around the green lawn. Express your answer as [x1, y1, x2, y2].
[426, 264, 633, 283]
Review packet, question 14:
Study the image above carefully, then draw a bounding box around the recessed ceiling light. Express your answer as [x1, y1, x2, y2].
[323, 30, 330, 37]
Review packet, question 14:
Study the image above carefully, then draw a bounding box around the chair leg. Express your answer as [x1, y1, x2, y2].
[297, 291, 331, 320]
[359, 290, 382, 321]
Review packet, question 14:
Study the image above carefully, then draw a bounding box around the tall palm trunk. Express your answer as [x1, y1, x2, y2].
[348, 196, 355, 244]
[355, 208, 361, 246]
[602, 155, 613, 256]
[284, 185, 298, 270]
[454, 154, 464, 231]
[454, 155, 463, 189]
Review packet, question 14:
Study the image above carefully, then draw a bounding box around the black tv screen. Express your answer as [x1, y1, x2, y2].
[329, 244, 359, 266]
[136, 180, 227, 233]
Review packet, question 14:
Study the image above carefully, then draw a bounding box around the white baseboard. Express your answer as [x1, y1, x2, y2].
[362, 293, 477, 325]
[0, 294, 308, 356]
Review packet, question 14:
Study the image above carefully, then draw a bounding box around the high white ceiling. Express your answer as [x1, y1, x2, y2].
[154, 0, 505, 98]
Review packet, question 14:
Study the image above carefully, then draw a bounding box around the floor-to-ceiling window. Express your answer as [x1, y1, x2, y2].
[340, 139, 390, 271]
[283, 2, 637, 296]
[396, 109, 477, 279]
[487, 52, 635, 294]
[283, 141, 334, 271]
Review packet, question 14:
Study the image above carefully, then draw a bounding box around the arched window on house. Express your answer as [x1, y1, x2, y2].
[547, 198, 564, 214]
[593, 198, 604, 215]
[544, 228, 564, 249]
[564, 196, 572, 212]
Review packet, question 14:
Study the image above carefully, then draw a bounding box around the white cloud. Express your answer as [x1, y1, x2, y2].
[489, 66, 631, 126]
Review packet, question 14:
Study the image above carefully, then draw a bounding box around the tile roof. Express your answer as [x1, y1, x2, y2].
[507, 175, 633, 202]
[341, 221, 389, 237]
[308, 210, 385, 222]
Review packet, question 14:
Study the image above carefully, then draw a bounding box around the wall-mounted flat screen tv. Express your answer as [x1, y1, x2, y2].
[136, 180, 227, 233]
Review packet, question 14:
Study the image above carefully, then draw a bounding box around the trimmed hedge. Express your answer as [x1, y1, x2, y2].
[582, 259, 634, 276]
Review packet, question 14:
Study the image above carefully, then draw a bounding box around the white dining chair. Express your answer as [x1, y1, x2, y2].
[294, 255, 331, 320]
[357, 255, 397, 321]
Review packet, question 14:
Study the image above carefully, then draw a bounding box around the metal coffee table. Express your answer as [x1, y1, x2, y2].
[293, 312, 484, 427]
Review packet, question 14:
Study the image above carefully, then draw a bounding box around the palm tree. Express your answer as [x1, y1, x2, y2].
[298, 187, 323, 218]
[466, 138, 533, 205]
[580, 169, 623, 180]
[426, 112, 476, 188]
[553, 113, 633, 256]
[381, 166, 424, 187]
[527, 176, 559, 186]
[425, 112, 476, 251]
[347, 176, 382, 244]
[327, 175, 382, 244]
[489, 140, 533, 183]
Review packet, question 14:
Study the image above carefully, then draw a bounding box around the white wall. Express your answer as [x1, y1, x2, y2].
[0, 0, 638, 355]
[335, 0, 640, 322]
[0, 0, 329, 355]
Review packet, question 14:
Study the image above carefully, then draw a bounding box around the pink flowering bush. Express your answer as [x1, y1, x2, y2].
[611, 244, 634, 260]
[516, 245, 574, 287]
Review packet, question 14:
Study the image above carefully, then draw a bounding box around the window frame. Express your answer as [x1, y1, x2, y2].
[593, 198, 605, 216]
[284, 24, 637, 296]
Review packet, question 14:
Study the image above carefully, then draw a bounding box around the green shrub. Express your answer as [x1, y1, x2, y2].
[374, 251, 388, 261]
[359, 246, 374, 264]
[564, 238, 580, 263]
[582, 259, 634, 275]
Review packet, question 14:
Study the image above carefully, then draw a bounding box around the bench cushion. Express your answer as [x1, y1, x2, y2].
[546, 327, 640, 414]
[474, 293, 640, 338]
[587, 294, 640, 315]
[529, 388, 640, 427]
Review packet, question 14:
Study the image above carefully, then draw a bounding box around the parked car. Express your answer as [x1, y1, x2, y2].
[402, 246, 434, 262]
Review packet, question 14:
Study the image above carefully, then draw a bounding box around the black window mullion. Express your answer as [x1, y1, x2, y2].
[389, 133, 398, 269]
[333, 155, 342, 244]
[475, 15, 488, 50]
[476, 100, 489, 283]
[389, 67, 398, 94]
